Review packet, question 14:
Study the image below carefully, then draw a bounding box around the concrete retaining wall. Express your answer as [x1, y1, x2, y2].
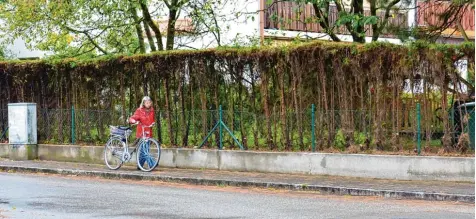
[167, 149, 475, 182]
[0, 144, 8, 158]
[38, 144, 105, 164]
[0, 144, 473, 182]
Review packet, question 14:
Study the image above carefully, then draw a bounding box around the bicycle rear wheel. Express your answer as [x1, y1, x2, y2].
[137, 138, 161, 172]
[104, 137, 125, 170]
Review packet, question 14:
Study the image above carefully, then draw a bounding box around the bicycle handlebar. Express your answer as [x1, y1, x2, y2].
[142, 122, 155, 128]
[130, 122, 155, 128]
[132, 122, 155, 138]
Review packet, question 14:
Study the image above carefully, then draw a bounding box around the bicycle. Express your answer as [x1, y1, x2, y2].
[104, 123, 161, 172]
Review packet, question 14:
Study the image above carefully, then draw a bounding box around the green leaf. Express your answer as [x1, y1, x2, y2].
[362, 16, 378, 26]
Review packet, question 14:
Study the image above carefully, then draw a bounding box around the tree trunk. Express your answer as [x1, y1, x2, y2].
[351, 0, 366, 43]
[143, 20, 157, 52]
[292, 67, 304, 150]
[200, 85, 207, 146]
[150, 75, 161, 143]
[166, 2, 178, 50]
[312, 3, 341, 42]
[238, 67, 248, 150]
[278, 67, 290, 150]
[120, 72, 126, 123]
[130, 3, 145, 54]
[261, 68, 274, 150]
[250, 64, 259, 149]
[441, 79, 452, 150]
[139, 0, 164, 50]
[179, 68, 188, 146]
[164, 77, 175, 146]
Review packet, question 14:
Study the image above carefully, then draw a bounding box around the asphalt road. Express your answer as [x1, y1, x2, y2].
[0, 173, 473, 219]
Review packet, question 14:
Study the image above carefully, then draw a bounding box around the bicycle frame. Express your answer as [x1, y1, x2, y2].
[110, 122, 154, 162]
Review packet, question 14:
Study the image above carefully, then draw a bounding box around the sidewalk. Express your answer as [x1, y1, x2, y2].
[0, 159, 474, 203]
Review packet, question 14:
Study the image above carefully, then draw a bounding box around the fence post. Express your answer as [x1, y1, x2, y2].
[71, 105, 75, 144]
[219, 105, 223, 150]
[416, 103, 421, 155]
[311, 104, 316, 152]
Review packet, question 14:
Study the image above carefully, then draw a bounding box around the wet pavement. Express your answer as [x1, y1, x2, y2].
[0, 159, 473, 196]
[0, 172, 474, 219]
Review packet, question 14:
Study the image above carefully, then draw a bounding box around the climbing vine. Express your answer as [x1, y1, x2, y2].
[0, 41, 474, 151]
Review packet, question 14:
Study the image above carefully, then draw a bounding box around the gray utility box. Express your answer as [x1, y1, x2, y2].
[8, 103, 37, 160]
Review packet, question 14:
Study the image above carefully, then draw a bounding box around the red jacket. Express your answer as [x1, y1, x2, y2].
[129, 107, 155, 138]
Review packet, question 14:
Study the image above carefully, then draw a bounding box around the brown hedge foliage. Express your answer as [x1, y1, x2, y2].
[0, 40, 474, 150]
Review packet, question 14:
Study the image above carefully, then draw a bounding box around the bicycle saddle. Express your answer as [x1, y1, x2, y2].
[117, 126, 131, 130]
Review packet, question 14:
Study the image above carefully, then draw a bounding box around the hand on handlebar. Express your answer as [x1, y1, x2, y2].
[130, 121, 154, 127]
[143, 122, 155, 128]
[130, 120, 139, 126]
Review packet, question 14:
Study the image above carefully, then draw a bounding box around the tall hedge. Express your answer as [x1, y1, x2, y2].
[0, 40, 474, 150]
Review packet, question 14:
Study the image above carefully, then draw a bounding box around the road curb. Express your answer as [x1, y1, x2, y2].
[0, 165, 473, 203]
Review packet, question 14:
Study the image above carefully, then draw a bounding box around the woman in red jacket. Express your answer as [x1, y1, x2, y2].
[129, 96, 155, 169]
[129, 96, 155, 138]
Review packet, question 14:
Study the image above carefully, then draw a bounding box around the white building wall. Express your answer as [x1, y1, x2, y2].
[6, 39, 46, 59]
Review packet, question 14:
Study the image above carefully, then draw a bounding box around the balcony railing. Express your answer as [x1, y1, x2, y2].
[417, 1, 474, 31]
[264, 1, 408, 37]
[264, 1, 475, 39]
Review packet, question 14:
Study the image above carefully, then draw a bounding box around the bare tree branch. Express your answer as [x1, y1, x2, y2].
[64, 26, 109, 55]
[139, 0, 164, 50]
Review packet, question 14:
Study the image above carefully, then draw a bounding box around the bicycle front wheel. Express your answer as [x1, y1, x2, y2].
[137, 138, 161, 172]
[104, 137, 125, 170]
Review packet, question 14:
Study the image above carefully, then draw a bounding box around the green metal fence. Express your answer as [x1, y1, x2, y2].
[0, 105, 474, 152]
